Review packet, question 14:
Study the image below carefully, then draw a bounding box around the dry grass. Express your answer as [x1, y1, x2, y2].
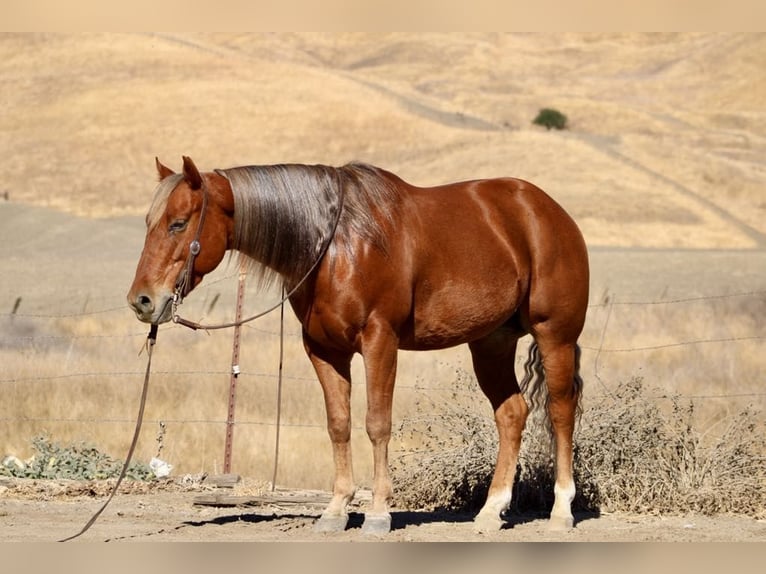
[2, 263, 764, 493]
[580, 291, 765, 394]
[391, 373, 766, 518]
[576, 379, 765, 517]
[1, 270, 376, 489]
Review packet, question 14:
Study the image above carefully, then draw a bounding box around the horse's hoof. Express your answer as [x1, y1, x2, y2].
[473, 513, 503, 534]
[313, 514, 348, 533]
[548, 514, 574, 531]
[361, 513, 391, 536]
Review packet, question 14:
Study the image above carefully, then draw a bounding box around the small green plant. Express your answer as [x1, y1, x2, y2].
[1, 435, 154, 481]
[533, 108, 568, 130]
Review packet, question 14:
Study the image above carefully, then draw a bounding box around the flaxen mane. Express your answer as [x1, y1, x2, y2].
[217, 162, 400, 287]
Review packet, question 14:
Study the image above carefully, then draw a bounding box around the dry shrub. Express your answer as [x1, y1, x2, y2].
[391, 369, 495, 512]
[391, 367, 560, 514]
[391, 371, 765, 518]
[579, 378, 766, 517]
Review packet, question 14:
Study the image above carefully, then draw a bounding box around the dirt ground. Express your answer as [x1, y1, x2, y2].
[1, 478, 764, 542]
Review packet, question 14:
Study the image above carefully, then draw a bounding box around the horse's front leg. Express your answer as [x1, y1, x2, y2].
[304, 335, 356, 533]
[359, 321, 399, 535]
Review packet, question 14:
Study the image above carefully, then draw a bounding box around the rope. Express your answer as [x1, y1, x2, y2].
[58, 324, 158, 542]
[271, 287, 286, 491]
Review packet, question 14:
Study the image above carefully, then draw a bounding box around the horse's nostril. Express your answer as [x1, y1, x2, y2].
[137, 294, 153, 312]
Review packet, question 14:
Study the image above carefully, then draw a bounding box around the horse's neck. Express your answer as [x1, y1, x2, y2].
[230, 164, 338, 285]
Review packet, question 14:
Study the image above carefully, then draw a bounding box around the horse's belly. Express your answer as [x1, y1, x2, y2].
[403, 320, 506, 350]
[402, 279, 521, 350]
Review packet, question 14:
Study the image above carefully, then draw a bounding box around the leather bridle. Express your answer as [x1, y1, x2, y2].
[173, 179, 210, 304]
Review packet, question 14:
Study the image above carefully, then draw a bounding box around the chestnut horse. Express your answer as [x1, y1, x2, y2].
[128, 156, 589, 535]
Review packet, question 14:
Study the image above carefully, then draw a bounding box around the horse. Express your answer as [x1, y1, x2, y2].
[127, 156, 589, 535]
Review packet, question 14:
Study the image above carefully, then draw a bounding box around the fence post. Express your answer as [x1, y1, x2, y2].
[11, 296, 21, 323]
[223, 264, 246, 473]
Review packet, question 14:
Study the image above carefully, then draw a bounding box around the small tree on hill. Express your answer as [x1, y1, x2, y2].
[533, 108, 568, 130]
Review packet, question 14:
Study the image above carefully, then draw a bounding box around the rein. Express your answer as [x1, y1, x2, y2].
[59, 324, 158, 542]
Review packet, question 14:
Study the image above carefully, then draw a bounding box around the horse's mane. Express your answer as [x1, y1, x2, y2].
[217, 162, 400, 287]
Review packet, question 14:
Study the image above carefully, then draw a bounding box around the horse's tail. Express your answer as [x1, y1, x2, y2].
[519, 341, 583, 430]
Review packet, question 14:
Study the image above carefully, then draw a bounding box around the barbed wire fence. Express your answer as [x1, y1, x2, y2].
[1, 279, 765, 484]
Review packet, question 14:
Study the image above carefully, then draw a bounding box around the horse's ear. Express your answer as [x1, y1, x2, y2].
[182, 156, 203, 190]
[156, 157, 175, 180]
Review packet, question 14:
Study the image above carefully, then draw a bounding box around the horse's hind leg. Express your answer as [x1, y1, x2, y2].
[469, 329, 528, 532]
[303, 336, 356, 533]
[532, 328, 582, 530]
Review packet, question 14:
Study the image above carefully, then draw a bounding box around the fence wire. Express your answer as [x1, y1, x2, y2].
[2, 287, 764, 474]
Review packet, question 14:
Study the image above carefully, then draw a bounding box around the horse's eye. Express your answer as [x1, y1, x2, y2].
[169, 220, 188, 233]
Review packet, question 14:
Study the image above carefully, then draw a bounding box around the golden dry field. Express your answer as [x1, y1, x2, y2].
[1, 33, 764, 501]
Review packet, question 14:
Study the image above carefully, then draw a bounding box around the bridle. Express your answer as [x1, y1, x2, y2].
[173, 177, 210, 304]
[170, 170, 345, 331]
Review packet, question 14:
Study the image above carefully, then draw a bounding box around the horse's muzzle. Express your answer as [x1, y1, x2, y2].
[128, 291, 174, 324]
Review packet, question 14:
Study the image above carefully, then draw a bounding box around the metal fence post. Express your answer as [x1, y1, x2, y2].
[223, 264, 246, 473]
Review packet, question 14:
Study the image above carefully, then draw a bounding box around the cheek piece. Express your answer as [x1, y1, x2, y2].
[173, 184, 209, 305]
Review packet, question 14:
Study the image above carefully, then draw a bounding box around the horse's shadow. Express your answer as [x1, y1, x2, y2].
[182, 508, 600, 532]
[392, 509, 600, 530]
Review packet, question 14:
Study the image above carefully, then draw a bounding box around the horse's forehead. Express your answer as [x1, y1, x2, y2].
[147, 174, 185, 229]
[166, 187, 202, 222]
[165, 183, 192, 208]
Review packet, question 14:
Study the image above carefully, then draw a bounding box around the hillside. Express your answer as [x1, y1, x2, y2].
[2, 33, 765, 250]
